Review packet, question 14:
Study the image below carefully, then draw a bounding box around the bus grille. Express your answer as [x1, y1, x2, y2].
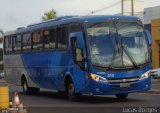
[111, 84, 138, 91]
[108, 77, 139, 83]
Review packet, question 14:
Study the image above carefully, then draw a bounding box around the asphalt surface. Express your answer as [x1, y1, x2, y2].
[151, 78, 160, 90]
[0, 79, 160, 113]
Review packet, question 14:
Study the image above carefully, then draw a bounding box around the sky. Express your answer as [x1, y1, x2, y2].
[0, 0, 160, 32]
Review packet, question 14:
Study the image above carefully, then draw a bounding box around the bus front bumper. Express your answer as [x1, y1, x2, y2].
[82, 77, 151, 95]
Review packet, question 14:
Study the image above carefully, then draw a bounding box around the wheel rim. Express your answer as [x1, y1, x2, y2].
[68, 83, 75, 96]
[23, 81, 27, 92]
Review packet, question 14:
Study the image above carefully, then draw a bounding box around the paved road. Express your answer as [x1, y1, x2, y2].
[0, 79, 160, 113]
[152, 78, 160, 90]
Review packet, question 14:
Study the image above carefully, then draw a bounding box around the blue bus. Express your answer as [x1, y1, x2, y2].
[3, 15, 152, 101]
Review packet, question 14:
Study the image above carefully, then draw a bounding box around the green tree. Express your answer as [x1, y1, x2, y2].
[42, 9, 57, 21]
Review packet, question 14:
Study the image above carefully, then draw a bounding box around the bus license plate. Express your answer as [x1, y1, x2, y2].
[120, 83, 130, 88]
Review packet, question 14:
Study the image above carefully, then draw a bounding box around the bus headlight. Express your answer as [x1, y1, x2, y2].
[140, 70, 151, 80]
[90, 73, 108, 83]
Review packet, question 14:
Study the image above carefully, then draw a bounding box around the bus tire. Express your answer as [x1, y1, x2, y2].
[66, 78, 81, 101]
[116, 94, 128, 99]
[22, 77, 40, 95]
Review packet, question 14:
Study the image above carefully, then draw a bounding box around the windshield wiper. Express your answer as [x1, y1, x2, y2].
[108, 43, 140, 70]
[122, 45, 140, 69]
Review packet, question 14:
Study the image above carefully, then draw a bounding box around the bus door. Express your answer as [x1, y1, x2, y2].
[70, 34, 88, 92]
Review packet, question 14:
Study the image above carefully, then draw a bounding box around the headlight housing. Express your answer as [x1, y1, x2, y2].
[89, 73, 108, 83]
[140, 70, 151, 80]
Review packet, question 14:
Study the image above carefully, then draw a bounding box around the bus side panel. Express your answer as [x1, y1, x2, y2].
[49, 51, 70, 90]
[3, 54, 38, 87]
[21, 52, 56, 89]
[70, 66, 88, 93]
[21, 51, 71, 90]
[21, 51, 88, 92]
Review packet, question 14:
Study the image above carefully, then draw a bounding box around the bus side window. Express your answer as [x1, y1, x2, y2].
[33, 31, 43, 50]
[22, 33, 32, 51]
[71, 38, 83, 63]
[69, 24, 83, 33]
[43, 30, 50, 49]
[57, 26, 68, 50]
[69, 23, 86, 62]
[49, 29, 56, 49]
[12, 36, 16, 52]
[71, 38, 76, 62]
[8, 36, 12, 53]
[14, 34, 22, 51]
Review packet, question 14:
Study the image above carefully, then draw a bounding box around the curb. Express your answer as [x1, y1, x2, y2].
[152, 81, 160, 84]
[151, 79, 160, 84]
[142, 90, 160, 94]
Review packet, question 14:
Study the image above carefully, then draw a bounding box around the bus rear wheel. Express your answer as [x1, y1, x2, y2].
[67, 79, 81, 101]
[116, 94, 128, 99]
[22, 77, 39, 95]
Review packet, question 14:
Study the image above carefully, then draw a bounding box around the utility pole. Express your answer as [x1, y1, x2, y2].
[131, 0, 134, 16]
[121, 0, 135, 16]
[121, 0, 124, 15]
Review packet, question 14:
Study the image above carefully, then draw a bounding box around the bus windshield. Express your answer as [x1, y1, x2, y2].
[87, 21, 149, 69]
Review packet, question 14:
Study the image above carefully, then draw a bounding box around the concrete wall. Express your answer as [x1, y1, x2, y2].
[144, 6, 160, 24]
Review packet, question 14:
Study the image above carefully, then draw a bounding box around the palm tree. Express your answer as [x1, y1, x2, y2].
[42, 9, 57, 21]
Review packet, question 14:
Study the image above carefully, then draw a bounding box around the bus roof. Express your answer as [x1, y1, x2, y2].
[4, 15, 140, 36]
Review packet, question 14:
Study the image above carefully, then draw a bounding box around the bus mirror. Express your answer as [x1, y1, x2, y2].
[145, 30, 152, 46]
[76, 32, 85, 49]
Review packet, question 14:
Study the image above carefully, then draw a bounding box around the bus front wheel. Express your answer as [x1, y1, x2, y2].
[115, 94, 128, 99]
[22, 77, 39, 95]
[66, 79, 81, 101]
